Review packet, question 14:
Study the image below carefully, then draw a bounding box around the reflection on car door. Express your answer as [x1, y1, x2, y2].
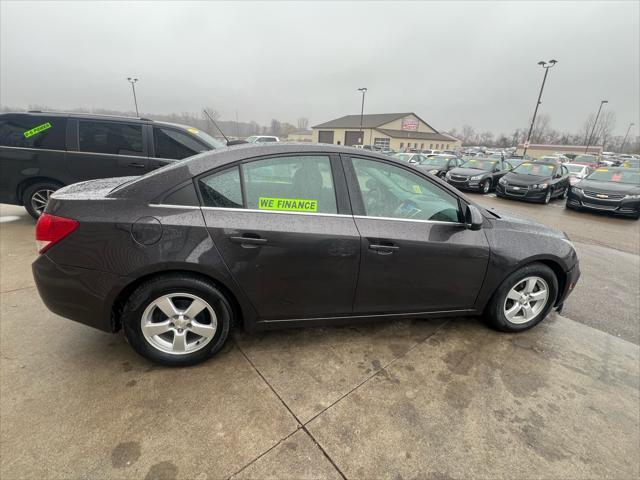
[66, 119, 149, 181]
[344, 155, 490, 314]
[198, 154, 360, 320]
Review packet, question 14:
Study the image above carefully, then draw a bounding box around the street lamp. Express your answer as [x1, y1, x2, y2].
[357, 87, 367, 145]
[127, 77, 140, 116]
[522, 60, 558, 158]
[584, 100, 608, 154]
[620, 122, 635, 153]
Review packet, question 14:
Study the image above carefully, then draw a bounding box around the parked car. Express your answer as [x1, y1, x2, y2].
[245, 135, 279, 143]
[565, 163, 593, 185]
[572, 154, 602, 169]
[32, 143, 580, 365]
[566, 167, 640, 219]
[415, 154, 462, 178]
[620, 158, 640, 169]
[445, 158, 512, 193]
[393, 152, 426, 164]
[496, 162, 571, 204]
[0, 111, 224, 218]
[535, 156, 564, 165]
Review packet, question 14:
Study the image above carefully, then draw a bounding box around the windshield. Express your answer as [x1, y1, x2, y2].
[420, 156, 448, 167]
[587, 168, 640, 185]
[245, 136, 258, 143]
[513, 163, 555, 176]
[574, 155, 599, 165]
[460, 159, 496, 171]
[566, 165, 585, 174]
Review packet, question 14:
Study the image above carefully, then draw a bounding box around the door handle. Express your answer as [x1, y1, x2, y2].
[229, 235, 268, 247]
[369, 243, 399, 254]
[128, 162, 146, 168]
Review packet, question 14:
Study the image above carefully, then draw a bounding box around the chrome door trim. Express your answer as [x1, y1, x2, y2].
[0, 145, 67, 154]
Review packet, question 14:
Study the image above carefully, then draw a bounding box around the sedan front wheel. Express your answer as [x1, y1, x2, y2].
[485, 263, 558, 332]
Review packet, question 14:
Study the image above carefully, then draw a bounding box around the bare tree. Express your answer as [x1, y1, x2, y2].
[297, 117, 309, 130]
[581, 111, 616, 148]
[528, 113, 552, 144]
[270, 119, 282, 136]
[461, 125, 476, 145]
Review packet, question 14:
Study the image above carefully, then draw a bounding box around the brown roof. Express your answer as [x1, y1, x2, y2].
[375, 129, 455, 142]
[312, 112, 438, 132]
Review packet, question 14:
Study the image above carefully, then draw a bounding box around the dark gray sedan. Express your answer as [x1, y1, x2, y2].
[33, 144, 580, 366]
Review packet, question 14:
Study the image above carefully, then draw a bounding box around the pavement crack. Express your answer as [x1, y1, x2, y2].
[233, 338, 347, 479]
[303, 319, 451, 426]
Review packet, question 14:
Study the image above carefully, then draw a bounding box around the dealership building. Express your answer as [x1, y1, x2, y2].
[311, 112, 461, 151]
[514, 143, 603, 158]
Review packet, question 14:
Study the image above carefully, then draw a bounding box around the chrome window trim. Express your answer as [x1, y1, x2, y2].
[354, 215, 464, 226]
[200, 206, 349, 218]
[0, 145, 67, 154]
[148, 204, 201, 210]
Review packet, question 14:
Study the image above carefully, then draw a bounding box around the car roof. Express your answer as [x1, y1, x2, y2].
[111, 142, 398, 201]
[1, 110, 191, 129]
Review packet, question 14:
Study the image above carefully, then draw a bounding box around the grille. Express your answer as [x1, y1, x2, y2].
[450, 175, 468, 182]
[583, 202, 617, 211]
[583, 190, 625, 200]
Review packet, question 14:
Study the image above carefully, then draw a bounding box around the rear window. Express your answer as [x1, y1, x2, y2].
[0, 114, 67, 150]
[153, 127, 208, 160]
[79, 120, 143, 156]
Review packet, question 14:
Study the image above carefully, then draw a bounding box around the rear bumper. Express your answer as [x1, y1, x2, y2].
[32, 255, 127, 332]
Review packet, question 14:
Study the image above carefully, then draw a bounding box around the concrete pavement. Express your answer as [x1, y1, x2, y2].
[1, 203, 639, 479]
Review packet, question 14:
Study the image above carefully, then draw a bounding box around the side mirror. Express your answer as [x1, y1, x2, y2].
[465, 204, 483, 231]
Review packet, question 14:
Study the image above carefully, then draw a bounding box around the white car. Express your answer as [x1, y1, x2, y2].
[245, 135, 280, 143]
[565, 163, 593, 185]
[392, 152, 426, 164]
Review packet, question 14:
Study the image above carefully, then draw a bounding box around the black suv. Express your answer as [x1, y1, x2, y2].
[0, 112, 224, 218]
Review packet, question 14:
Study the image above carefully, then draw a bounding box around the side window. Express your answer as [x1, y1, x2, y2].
[352, 157, 460, 223]
[243, 155, 337, 214]
[0, 114, 67, 150]
[154, 127, 208, 160]
[562, 166, 569, 176]
[78, 121, 143, 155]
[198, 167, 242, 208]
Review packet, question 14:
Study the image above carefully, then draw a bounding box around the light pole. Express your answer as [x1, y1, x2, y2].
[357, 87, 367, 145]
[584, 100, 608, 154]
[522, 60, 558, 158]
[620, 122, 635, 153]
[127, 77, 139, 116]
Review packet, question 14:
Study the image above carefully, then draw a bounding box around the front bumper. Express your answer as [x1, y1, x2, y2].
[567, 191, 640, 217]
[495, 183, 548, 201]
[557, 262, 581, 307]
[32, 255, 129, 332]
[446, 178, 481, 191]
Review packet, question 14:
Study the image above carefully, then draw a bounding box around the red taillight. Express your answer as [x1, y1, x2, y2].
[35, 213, 79, 254]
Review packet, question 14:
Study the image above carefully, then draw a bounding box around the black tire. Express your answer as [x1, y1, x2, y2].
[23, 181, 62, 219]
[122, 274, 233, 366]
[542, 190, 552, 204]
[561, 187, 568, 199]
[485, 263, 558, 333]
[481, 179, 491, 194]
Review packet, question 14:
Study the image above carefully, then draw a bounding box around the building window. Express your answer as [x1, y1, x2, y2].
[400, 142, 404, 148]
[420, 143, 424, 149]
[414, 143, 418, 148]
[430, 144, 433, 149]
[373, 137, 390, 149]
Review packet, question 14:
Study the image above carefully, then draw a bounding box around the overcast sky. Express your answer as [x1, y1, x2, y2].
[1, 1, 638, 135]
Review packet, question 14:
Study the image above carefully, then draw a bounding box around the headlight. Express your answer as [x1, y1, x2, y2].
[470, 175, 483, 180]
[428, 169, 439, 175]
[624, 194, 640, 199]
[499, 178, 507, 185]
[572, 187, 583, 194]
[533, 183, 548, 189]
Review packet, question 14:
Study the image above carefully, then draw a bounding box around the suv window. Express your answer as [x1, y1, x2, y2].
[0, 114, 67, 150]
[154, 127, 208, 160]
[243, 155, 337, 213]
[199, 166, 243, 208]
[352, 157, 460, 223]
[78, 121, 143, 155]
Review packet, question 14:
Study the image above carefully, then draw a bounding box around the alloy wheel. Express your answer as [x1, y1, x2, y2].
[141, 293, 217, 355]
[503, 276, 549, 324]
[482, 180, 491, 193]
[30, 189, 55, 216]
[544, 191, 551, 204]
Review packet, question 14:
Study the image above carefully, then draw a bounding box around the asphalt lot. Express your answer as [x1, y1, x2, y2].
[1, 201, 639, 480]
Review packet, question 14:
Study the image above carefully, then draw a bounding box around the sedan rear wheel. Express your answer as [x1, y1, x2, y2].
[486, 263, 558, 332]
[23, 182, 61, 219]
[122, 274, 233, 366]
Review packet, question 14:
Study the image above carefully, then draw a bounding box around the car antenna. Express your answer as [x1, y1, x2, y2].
[203, 108, 229, 143]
